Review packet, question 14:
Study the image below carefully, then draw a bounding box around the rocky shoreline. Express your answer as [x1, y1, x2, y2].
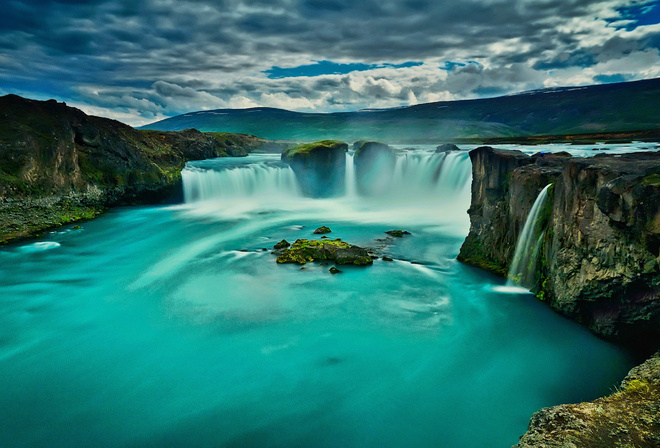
[0, 94, 273, 244]
[515, 352, 660, 447]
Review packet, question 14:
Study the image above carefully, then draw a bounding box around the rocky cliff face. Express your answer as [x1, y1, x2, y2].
[459, 147, 660, 446]
[0, 94, 268, 243]
[458, 147, 660, 349]
[515, 352, 660, 448]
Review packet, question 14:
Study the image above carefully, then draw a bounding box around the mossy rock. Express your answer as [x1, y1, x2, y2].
[313, 226, 332, 234]
[281, 140, 348, 197]
[276, 238, 373, 266]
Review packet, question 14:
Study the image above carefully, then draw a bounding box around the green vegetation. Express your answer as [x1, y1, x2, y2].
[457, 238, 508, 277]
[0, 94, 269, 244]
[281, 140, 347, 162]
[276, 238, 373, 266]
[642, 173, 660, 187]
[277, 239, 350, 264]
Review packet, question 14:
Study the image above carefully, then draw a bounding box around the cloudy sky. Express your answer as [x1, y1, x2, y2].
[1, 0, 659, 126]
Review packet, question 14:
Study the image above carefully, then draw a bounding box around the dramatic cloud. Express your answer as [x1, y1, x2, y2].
[1, 0, 659, 125]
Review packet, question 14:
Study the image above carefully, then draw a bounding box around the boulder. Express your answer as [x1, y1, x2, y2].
[281, 140, 348, 197]
[276, 239, 373, 266]
[435, 143, 460, 153]
[385, 230, 411, 237]
[313, 226, 332, 234]
[273, 239, 290, 249]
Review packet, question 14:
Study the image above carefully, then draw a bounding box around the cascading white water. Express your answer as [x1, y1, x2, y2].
[388, 151, 471, 197]
[506, 184, 552, 288]
[345, 152, 357, 198]
[182, 159, 301, 203]
[182, 150, 472, 204]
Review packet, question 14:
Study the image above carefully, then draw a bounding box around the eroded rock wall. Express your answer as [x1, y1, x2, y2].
[458, 147, 660, 348]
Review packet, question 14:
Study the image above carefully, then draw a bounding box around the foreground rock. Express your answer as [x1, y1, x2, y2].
[273, 239, 290, 250]
[276, 239, 373, 266]
[0, 94, 270, 243]
[353, 141, 396, 196]
[458, 146, 660, 349]
[281, 140, 348, 197]
[515, 352, 660, 447]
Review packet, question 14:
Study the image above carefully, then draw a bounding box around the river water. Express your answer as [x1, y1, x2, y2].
[0, 144, 646, 447]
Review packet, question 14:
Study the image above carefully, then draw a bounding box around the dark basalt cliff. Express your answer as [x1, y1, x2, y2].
[458, 146, 660, 446]
[0, 94, 269, 243]
[459, 146, 660, 348]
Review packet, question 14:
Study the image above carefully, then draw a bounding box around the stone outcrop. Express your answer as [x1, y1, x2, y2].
[458, 146, 660, 349]
[515, 352, 660, 448]
[275, 238, 373, 266]
[281, 140, 348, 197]
[435, 143, 461, 153]
[353, 141, 396, 196]
[0, 94, 269, 243]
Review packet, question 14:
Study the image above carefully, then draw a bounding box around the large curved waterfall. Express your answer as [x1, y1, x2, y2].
[183, 150, 472, 203]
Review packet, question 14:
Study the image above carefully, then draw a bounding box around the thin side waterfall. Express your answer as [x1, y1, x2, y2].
[507, 184, 552, 288]
[345, 152, 357, 198]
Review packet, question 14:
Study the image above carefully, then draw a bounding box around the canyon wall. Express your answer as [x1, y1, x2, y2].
[458, 146, 660, 350]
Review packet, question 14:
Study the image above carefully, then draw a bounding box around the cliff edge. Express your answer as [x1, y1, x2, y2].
[0, 94, 269, 243]
[458, 146, 660, 350]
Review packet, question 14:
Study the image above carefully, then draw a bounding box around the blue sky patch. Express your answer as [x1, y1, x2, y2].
[593, 74, 628, 84]
[264, 60, 423, 79]
[609, 0, 660, 30]
[440, 61, 481, 71]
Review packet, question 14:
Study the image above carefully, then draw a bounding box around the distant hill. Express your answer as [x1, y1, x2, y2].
[142, 78, 660, 142]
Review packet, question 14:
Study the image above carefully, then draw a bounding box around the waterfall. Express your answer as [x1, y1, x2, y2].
[506, 184, 552, 288]
[345, 152, 357, 198]
[374, 151, 471, 198]
[182, 150, 472, 205]
[182, 157, 301, 203]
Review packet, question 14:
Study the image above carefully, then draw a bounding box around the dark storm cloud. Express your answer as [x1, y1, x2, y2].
[1, 0, 659, 124]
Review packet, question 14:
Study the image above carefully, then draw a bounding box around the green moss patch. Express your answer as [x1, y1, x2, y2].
[276, 238, 372, 266]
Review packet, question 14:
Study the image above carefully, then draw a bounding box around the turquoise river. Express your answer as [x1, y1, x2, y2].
[1, 143, 649, 447]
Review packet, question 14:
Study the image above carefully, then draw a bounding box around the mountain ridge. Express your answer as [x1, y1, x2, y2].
[142, 77, 660, 142]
